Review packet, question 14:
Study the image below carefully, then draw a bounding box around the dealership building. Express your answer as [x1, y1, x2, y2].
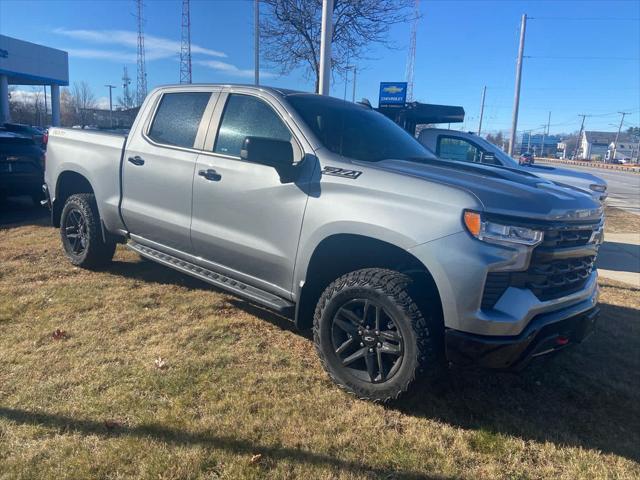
[0, 35, 69, 126]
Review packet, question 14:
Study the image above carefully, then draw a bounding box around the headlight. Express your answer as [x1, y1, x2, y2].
[589, 184, 606, 193]
[463, 211, 544, 246]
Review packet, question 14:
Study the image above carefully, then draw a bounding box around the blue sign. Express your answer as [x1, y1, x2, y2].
[379, 82, 407, 106]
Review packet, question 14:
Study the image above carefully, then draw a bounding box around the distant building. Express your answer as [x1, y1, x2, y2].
[579, 131, 639, 161]
[606, 137, 640, 163]
[78, 107, 139, 129]
[519, 132, 560, 156]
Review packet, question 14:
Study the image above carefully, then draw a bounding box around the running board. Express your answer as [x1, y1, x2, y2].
[127, 241, 294, 315]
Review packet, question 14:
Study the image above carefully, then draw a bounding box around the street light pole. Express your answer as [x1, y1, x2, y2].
[352, 67, 357, 102]
[105, 84, 116, 128]
[318, 0, 334, 95]
[254, 0, 260, 86]
[508, 14, 527, 156]
[477, 85, 486, 135]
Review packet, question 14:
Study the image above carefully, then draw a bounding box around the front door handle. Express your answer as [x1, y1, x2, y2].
[198, 169, 221, 181]
[128, 156, 145, 166]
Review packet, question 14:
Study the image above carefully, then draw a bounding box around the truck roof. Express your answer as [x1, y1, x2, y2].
[150, 83, 310, 98]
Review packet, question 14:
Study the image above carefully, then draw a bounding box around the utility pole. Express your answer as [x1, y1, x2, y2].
[105, 84, 116, 128]
[541, 111, 550, 157]
[508, 13, 527, 156]
[343, 65, 355, 100]
[352, 67, 357, 102]
[612, 111, 629, 163]
[573, 114, 589, 160]
[477, 85, 487, 135]
[318, 0, 334, 95]
[254, 0, 259, 86]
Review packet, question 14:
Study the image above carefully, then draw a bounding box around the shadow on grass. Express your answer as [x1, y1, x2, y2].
[0, 196, 49, 228]
[394, 301, 640, 463]
[103, 258, 640, 463]
[0, 406, 448, 479]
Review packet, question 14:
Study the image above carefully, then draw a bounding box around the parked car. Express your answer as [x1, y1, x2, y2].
[3, 123, 46, 147]
[44, 85, 603, 402]
[418, 129, 608, 202]
[519, 152, 535, 165]
[0, 129, 45, 204]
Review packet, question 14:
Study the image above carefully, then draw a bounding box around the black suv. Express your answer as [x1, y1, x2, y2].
[0, 129, 45, 204]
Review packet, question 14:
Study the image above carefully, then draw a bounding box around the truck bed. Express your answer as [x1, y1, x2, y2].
[45, 128, 128, 235]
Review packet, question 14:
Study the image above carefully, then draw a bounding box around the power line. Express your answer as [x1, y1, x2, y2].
[525, 55, 639, 61]
[529, 16, 640, 21]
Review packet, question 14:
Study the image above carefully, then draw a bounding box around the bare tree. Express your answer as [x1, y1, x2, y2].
[260, 0, 415, 92]
[70, 81, 97, 127]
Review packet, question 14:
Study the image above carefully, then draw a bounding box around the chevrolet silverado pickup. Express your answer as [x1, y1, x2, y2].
[418, 128, 608, 202]
[44, 85, 604, 402]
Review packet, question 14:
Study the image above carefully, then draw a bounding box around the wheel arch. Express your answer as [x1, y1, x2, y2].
[294, 233, 443, 330]
[52, 170, 95, 227]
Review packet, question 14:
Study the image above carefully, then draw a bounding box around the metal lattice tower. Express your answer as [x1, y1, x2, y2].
[180, 0, 192, 84]
[405, 0, 419, 102]
[135, 0, 148, 106]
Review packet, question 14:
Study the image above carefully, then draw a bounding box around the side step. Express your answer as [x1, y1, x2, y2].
[127, 241, 294, 316]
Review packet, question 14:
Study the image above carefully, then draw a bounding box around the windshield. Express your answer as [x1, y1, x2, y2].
[286, 94, 436, 162]
[472, 135, 519, 167]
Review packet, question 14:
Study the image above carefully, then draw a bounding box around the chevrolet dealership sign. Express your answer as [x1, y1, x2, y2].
[378, 82, 407, 107]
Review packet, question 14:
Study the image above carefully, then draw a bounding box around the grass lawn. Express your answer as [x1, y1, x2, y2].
[0, 204, 638, 479]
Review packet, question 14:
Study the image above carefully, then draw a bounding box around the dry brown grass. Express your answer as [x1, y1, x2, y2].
[0, 210, 639, 479]
[605, 206, 640, 234]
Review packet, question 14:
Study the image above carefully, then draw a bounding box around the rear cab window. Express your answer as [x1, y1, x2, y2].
[148, 92, 211, 148]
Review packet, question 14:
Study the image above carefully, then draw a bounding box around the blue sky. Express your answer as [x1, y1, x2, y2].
[1, 0, 638, 135]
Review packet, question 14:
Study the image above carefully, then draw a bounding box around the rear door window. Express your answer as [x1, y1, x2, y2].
[214, 94, 292, 157]
[148, 92, 211, 148]
[437, 137, 481, 163]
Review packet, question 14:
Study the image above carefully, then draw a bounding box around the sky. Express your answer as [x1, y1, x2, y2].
[1, 0, 639, 136]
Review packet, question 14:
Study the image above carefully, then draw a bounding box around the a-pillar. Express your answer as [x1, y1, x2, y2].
[0, 75, 10, 124]
[51, 84, 60, 126]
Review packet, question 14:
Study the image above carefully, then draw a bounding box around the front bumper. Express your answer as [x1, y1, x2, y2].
[445, 305, 599, 369]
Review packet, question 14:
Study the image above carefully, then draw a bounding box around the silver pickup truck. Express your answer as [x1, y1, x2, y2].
[44, 84, 603, 402]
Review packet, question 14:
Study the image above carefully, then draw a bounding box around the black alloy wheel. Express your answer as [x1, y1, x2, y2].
[331, 298, 404, 384]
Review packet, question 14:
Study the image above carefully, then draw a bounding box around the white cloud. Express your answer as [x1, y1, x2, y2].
[195, 60, 275, 79]
[66, 48, 137, 63]
[54, 28, 227, 61]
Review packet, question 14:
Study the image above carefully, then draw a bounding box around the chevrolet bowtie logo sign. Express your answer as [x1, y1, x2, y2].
[378, 82, 408, 107]
[382, 86, 403, 94]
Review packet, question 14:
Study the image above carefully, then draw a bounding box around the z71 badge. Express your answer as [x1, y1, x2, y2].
[321, 166, 362, 179]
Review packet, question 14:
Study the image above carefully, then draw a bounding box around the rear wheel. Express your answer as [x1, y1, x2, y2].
[313, 268, 443, 402]
[60, 193, 116, 269]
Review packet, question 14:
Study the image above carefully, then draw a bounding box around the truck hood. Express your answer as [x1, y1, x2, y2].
[373, 158, 603, 222]
[522, 164, 607, 191]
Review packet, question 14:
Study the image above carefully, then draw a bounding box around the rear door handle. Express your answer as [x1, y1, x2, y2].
[128, 156, 145, 166]
[198, 169, 221, 181]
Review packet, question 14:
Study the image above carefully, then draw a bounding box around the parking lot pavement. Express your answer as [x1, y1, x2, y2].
[597, 232, 640, 287]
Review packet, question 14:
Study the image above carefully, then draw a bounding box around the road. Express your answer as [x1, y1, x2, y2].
[540, 162, 640, 215]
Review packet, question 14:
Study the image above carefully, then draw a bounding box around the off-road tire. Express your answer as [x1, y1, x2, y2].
[313, 268, 443, 402]
[60, 193, 116, 269]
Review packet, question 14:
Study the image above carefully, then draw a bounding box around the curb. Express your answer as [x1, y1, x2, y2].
[537, 158, 640, 174]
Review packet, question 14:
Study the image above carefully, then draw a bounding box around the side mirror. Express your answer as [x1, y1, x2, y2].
[240, 136, 294, 168]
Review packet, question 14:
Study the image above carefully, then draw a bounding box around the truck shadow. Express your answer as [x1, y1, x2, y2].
[392, 300, 640, 463]
[0, 196, 49, 228]
[104, 258, 640, 463]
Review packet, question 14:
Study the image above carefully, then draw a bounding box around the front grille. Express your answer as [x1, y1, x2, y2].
[540, 228, 593, 248]
[481, 221, 601, 309]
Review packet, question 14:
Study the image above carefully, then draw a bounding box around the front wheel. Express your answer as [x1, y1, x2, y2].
[313, 268, 443, 402]
[60, 193, 116, 269]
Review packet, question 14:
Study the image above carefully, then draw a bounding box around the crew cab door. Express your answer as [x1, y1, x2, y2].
[121, 89, 219, 252]
[436, 135, 501, 166]
[190, 91, 313, 298]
